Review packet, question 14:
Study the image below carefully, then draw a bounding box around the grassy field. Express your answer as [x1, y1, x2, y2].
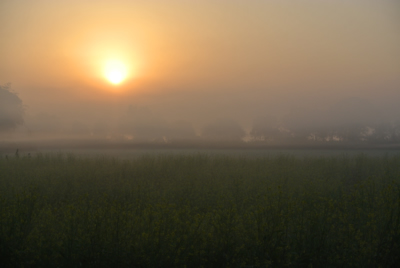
[1, 152, 400, 267]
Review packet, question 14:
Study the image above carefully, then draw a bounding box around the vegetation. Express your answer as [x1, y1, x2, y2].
[0, 83, 24, 132]
[1, 152, 400, 267]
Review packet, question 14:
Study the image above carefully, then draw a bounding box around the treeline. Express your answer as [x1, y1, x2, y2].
[2, 83, 400, 146]
[13, 115, 400, 146]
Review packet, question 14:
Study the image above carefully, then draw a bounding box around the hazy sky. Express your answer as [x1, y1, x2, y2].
[1, 0, 399, 130]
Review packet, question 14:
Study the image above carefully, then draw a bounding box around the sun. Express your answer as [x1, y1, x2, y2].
[104, 60, 127, 85]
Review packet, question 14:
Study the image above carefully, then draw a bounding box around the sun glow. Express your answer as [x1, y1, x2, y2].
[104, 60, 127, 84]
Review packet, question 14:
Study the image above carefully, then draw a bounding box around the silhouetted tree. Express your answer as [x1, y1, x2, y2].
[0, 84, 24, 131]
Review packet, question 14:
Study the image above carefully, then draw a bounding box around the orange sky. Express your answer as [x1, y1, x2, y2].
[1, 0, 399, 128]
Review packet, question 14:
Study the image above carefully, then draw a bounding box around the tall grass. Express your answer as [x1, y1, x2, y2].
[1, 153, 400, 267]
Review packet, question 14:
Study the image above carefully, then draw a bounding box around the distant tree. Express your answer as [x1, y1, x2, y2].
[250, 116, 280, 142]
[367, 123, 399, 143]
[335, 124, 366, 143]
[24, 112, 62, 136]
[0, 83, 24, 132]
[166, 120, 197, 141]
[393, 122, 400, 143]
[201, 119, 245, 142]
[119, 105, 169, 142]
[282, 98, 383, 144]
[68, 120, 90, 137]
[91, 121, 109, 139]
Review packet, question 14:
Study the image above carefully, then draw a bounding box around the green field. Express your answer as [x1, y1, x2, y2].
[1, 152, 400, 267]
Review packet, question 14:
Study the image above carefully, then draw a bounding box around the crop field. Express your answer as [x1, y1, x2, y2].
[1, 152, 400, 267]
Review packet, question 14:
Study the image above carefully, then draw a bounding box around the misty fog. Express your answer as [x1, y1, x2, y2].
[1, 0, 399, 149]
[2, 81, 400, 149]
